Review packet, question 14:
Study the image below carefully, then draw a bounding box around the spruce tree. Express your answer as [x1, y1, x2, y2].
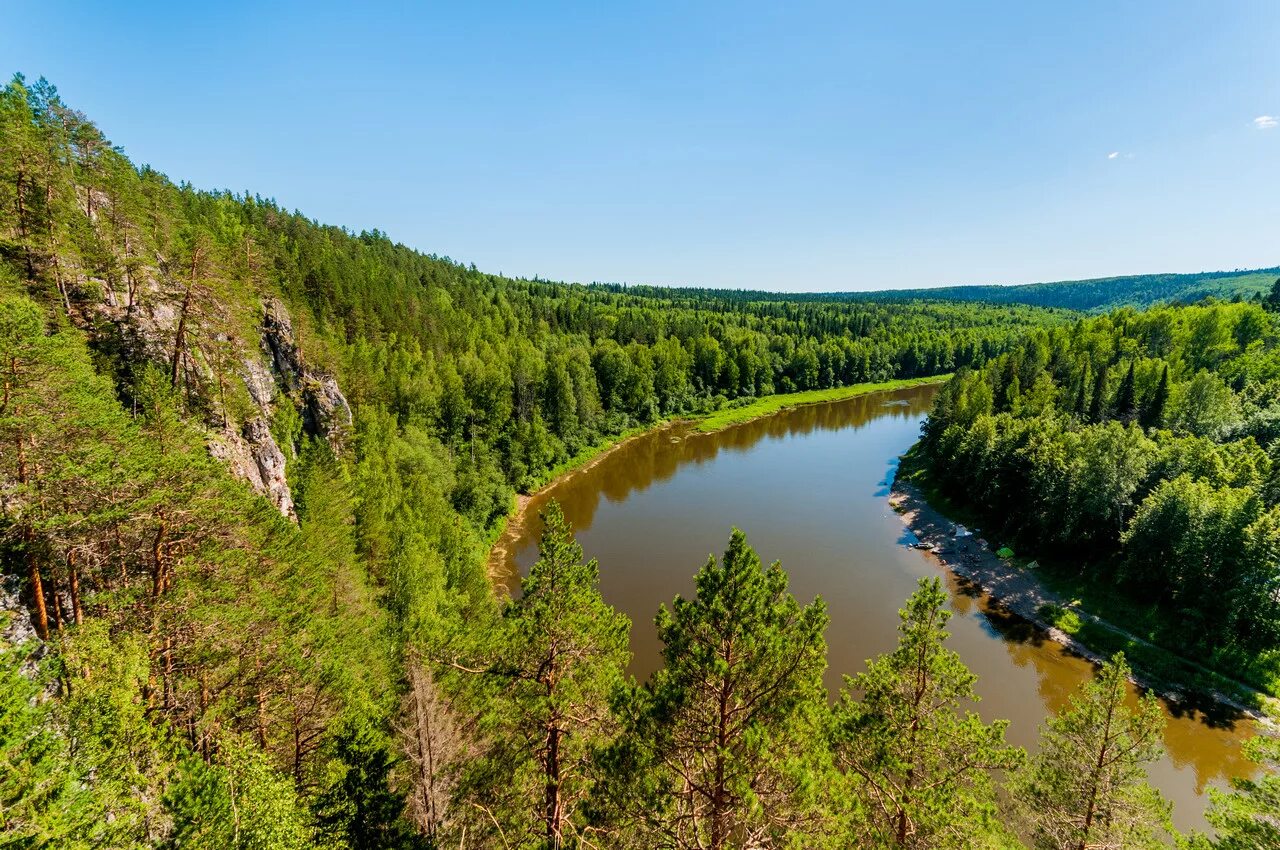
[314, 715, 420, 850]
[1074, 364, 1090, 420]
[1265, 277, 1280, 311]
[830, 577, 1022, 848]
[1115, 361, 1137, 424]
[1140, 365, 1169, 430]
[1088, 364, 1109, 424]
[1009, 653, 1171, 850]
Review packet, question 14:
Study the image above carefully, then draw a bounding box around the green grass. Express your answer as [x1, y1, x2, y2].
[694, 375, 950, 432]
[1037, 597, 1262, 704]
[1037, 603, 1083, 635]
[531, 422, 662, 490]
[483, 421, 667, 549]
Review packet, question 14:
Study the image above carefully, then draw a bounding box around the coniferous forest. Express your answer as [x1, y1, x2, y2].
[2, 74, 1279, 850]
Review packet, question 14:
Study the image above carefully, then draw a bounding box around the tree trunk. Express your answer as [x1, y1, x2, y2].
[164, 634, 175, 711]
[170, 246, 203, 390]
[48, 565, 63, 631]
[256, 683, 269, 749]
[151, 511, 168, 597]
[45, 181, 70, 314]
[1077, 683, 1119, 850]
[171, 283, 193, 390]
[711, 645, 732, 850]
[545, 723, 562, 850]
[68, 550, 83, 626]
[25, 531, 49, 641]
[14, 169, 36, 282]
[14, 429, 48, 640]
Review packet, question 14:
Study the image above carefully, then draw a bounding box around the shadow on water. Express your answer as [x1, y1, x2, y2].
[489, 382, 1258, 831]
[967, 579, 1250, 732]
[874, 455, 899, 498]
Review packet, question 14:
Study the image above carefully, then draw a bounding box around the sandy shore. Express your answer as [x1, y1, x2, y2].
[487, 422, 683, 583]
[890, 479, 1272, 722]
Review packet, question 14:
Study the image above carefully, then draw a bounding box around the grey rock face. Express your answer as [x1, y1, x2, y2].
[208, 417, 296, 519]
[79, 274, 353, 519]
[65, 213, 358, 519]
[261, 298, 353, 449]
[262, 298, 305, 394]
[1, 574, 43, 660]
[304, 375, 353, 448]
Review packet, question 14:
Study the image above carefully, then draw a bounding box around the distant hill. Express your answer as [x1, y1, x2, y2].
[832, 268, 1280, 312]
[592, 268, 1280, 313]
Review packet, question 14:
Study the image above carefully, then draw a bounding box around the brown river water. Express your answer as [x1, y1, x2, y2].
[489, 383, 1256, 833]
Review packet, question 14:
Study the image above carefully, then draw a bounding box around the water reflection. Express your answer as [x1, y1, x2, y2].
[489, 384, 1255, 831]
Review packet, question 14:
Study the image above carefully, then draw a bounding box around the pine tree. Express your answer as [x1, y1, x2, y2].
[1009, 653, 1171, 850]
[0, 647, 98, 847]
[611, 529, 831, 850]
[830, 577, 1022, 848]
[1188, 725, 1279, 850]
[454, 500, 630, 849]
[165, 738, 313, 850]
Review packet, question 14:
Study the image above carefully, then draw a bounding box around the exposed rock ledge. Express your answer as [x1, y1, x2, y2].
[84, 270, 351, 518]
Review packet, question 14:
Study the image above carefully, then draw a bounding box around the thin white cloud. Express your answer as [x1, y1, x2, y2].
[1255, 115, 1277, 129]
[1107, 151, 1119, 159]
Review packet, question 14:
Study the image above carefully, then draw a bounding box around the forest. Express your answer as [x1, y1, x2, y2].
[1, 73, 1278, 849]
[845, 268, 1280, 313]
[916, 297, 1280, 690]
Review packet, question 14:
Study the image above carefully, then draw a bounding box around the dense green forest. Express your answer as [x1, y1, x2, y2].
[599, 268, 1280, 315]
[2, 73, 1278, 849]
[916, 296, 1280, 690]
[840, 269, 1280, 313]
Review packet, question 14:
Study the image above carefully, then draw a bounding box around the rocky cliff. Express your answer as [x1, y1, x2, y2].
[74, 239, 350, 519]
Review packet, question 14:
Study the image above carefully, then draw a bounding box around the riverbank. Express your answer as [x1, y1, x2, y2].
[695, 375, 949, 432]
[889, 472, 1276, 723]
[489, 376, 949, 580]
[486, 420, 681, 576]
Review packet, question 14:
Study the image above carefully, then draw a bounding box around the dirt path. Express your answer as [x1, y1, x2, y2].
[890, 479, 1273, 722]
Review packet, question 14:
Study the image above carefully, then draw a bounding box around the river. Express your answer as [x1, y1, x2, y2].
[489, 383, 1256, 833]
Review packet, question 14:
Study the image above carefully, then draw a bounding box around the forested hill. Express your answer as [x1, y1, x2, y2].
[0, 74, 1078, 848]
[828, 268, 1280, 312]
[600, 268, 1280, 313]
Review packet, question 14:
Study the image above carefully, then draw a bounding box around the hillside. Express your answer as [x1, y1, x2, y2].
[591, 268, 1280, 314]
[834, 268, 1280, 312]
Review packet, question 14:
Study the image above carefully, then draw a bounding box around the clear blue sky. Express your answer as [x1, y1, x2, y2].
[5, 1, 1278, 291]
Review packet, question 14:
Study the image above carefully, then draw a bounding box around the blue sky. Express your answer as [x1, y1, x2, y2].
[4, 1, 1278, 291]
